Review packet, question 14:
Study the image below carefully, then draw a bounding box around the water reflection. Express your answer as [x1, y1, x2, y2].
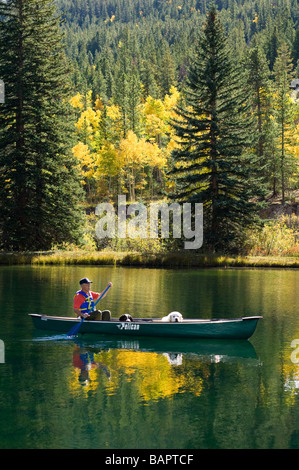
[62, 336, 261, 402]
[30, 331, 260, 403]
[72, 345, 111, 385]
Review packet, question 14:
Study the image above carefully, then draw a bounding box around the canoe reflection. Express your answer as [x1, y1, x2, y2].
[73, 335, 259, 364]
[31, 330, 259, 363]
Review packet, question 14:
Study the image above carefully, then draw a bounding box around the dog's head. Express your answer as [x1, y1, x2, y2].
[169, 311, 183, 323]
[119, 314, 133, 322]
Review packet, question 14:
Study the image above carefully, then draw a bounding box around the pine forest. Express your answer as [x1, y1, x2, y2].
[0, 0, 298, 259]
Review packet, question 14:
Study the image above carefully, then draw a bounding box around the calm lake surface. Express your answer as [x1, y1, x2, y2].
[0, 265, 299, 449]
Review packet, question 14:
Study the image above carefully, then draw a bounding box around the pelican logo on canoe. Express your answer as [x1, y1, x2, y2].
[117, 322, 140, 331]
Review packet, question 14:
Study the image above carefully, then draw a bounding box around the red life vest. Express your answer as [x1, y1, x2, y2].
[74, 290, 95, 314]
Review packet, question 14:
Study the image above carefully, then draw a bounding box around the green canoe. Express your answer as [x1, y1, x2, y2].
[29, 314, 262, 340]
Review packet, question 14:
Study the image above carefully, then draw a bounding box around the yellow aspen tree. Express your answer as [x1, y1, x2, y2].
[119, 131, 165, 200]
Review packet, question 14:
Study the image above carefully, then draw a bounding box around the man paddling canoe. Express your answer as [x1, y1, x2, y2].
[73, 277, 112, 321]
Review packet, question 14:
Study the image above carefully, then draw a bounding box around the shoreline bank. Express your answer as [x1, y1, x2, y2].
[0, 251, 298, 268]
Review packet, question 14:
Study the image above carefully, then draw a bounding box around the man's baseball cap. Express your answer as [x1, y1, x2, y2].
[79, 277, 93, 285]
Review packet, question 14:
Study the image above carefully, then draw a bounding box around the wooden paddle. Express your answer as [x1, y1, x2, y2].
[67, 283, 112, 337]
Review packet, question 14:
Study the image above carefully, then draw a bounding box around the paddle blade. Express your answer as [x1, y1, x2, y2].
[67, 318, 84, 337]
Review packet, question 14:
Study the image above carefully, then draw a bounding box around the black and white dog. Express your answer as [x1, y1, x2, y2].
[119, 314, 134, 322]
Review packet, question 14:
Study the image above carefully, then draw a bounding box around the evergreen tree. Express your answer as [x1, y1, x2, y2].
[159, 48, 177, 97]
[100, 48, 115, 100]
[0, 0, 84, 251]
[273, 42, 295, 204]
[244, 45, 273, 179]
[127, 63, 142, 136]
[227, 19, 247, 64]
[92, 65, 107, 103]
[114, 28, 142, 137]
[266, 26, 280, 71]
[170, 6, 265, 251]
[291, 28, 299, 70]
[140, 60, 160, 99]
[115, 69, 130, 138]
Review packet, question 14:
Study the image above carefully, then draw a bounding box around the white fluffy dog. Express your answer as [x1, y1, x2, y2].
[161, 311, 183, 323]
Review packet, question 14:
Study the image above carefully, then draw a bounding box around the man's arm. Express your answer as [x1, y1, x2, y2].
[92, 282, 113, 301]
[73, 307, 85, 317]
[73, 306, 91, 318]
[73, 293, 90, 318]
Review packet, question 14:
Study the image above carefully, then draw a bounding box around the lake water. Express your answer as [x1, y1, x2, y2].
[0, 265, 299, 449]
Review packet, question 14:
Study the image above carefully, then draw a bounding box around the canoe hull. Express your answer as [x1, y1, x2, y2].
[28, 314, 262, 340]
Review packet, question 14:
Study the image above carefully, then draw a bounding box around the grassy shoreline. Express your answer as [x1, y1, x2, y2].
[0, 250, 298, 268]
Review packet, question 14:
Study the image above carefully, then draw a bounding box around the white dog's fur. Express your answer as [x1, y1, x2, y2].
[161, 311, 183, 323]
